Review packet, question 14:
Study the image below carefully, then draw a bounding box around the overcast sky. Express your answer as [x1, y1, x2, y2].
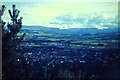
[1, 2, 118, 29]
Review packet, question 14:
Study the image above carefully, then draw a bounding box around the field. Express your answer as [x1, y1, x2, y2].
[17, 25, 120, 79]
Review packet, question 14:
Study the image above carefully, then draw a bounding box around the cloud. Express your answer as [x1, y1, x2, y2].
[51, 13, 118, 29]
[2, 2, 117, 29]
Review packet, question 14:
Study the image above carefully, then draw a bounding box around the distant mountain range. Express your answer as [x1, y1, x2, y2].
[22, 25, 118, 35]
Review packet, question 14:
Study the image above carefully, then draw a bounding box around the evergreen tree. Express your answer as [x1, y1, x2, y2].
[1, 5, 26, 79]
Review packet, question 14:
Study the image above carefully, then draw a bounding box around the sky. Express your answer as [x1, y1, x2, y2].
[1, 0, 120, 2]
[1, 2, 118, 29]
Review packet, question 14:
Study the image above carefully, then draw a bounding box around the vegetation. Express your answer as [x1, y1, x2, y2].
[1, 5, 25, 79]
[1, 4, 120, 79]
[21, 25, 120, 79]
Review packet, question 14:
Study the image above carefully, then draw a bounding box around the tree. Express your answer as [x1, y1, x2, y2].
[1, 5, 26, 79]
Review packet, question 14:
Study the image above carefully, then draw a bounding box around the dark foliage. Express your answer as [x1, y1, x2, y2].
[1, 5, 26, 79]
